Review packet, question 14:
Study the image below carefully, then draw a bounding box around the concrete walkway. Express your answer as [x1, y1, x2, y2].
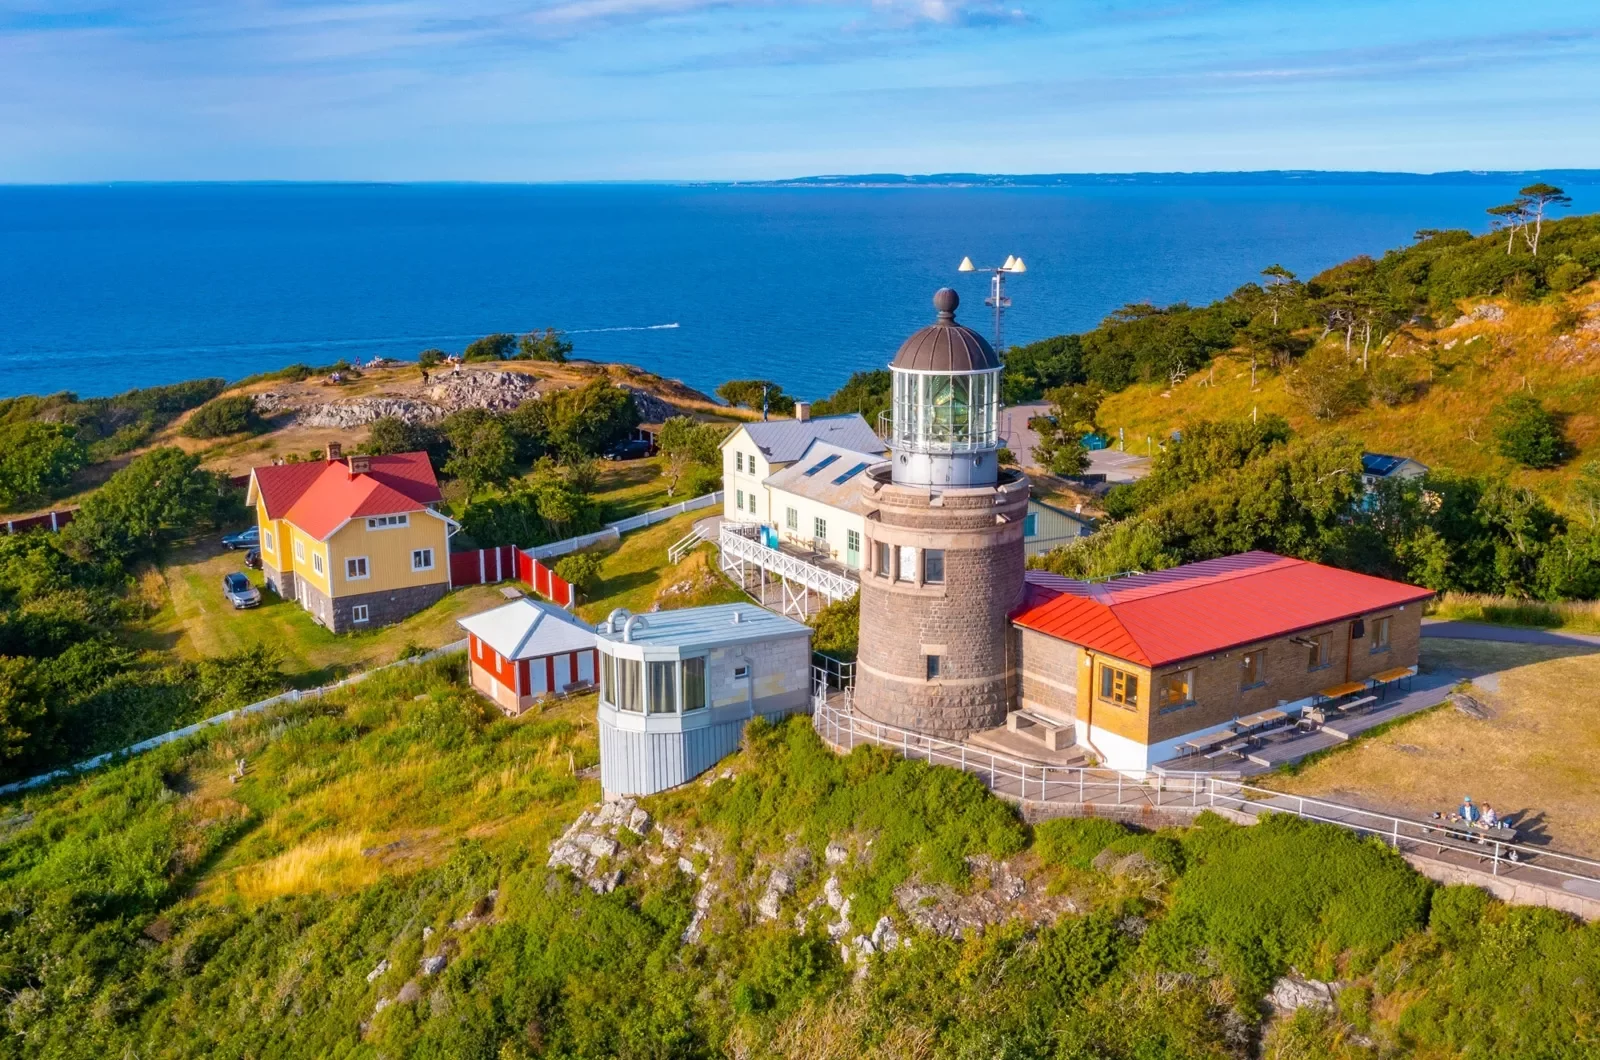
[1421, 619, 1600, 649]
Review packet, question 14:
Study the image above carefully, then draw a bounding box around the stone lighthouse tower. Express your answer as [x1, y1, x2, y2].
[853, 288, 1030, 739]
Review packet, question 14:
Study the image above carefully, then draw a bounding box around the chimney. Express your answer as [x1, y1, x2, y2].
[794, 401, 811, 423]
[327, 442, 342, 462]
[348, 454, 371, 476]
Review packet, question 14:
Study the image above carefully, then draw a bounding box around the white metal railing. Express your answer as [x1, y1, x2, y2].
[528, 491, 724, 560]
[719, 525, 859, 603]
[668, 526, 707, 564]
[811, 696, 1600, 891]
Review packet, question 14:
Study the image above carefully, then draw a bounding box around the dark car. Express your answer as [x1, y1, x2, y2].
[243, 548, 262, 570]
[222, 572, 261, 609]
[222, 526, 260, 550]
[603, 438, 652, 461]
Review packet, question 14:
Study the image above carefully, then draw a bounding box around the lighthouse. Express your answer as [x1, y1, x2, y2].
[852, 289, 1030, 739]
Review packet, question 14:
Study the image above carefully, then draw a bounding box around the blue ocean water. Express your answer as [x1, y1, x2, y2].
[0, 182, 1538, 400]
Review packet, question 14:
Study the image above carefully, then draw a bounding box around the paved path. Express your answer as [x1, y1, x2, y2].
[1422, 619, 1600, 648]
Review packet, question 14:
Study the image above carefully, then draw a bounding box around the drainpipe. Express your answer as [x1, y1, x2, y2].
[1080, 651, 1107, 767]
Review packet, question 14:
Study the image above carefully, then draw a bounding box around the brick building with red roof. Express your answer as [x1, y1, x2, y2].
[1010, 551, 1434, 770]
[245, 445, 457, 632]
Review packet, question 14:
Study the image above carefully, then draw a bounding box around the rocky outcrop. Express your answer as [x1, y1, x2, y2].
[296, 397, 445, 428]
[425, 370, 539, 412]
[1267, 974, 1342, 1012]
[622, 386, 677, 424]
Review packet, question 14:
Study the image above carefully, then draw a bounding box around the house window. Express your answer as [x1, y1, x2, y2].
[926, 654, 941, 680]
[1307, 633, 1333, 670]
[1241, 650, 1265, 689]
[351, 604, 370, 624]
[682, 657, 707, 712]
[736, 452, 744, 473]
[875, 540, 890, 577]
[747, 453, 756, 473]
[263, 530, 275, 554]
[614, 657, 643, 712]
[923, 549, 945, 584]
[897, 545, 916, 583]
[1370, 616, 1392, 653]
[1023, 512, 1038, 537]
[648, 661, 678, 715]
[412, 548, 435, 572]
[1099, 664, 1139, 708]
[312, 552, 325, 575]
[366, 514, 409, 530]
[1158, 669, 1196, 713]
[346, 556, 369, 580]
[748, 492, 757, 514]
[847, 529, 860, 556]
[733, 665, 750, 680]
[294, 540, 306, 563]
[786, 507, 798, 531]
[736, 489, 745, 511]
[814, 516, 827, 541]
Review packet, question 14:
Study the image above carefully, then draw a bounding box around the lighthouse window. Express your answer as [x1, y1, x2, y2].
[926, 655, 941, 680]
[897, 545, 917, 582]
[923, 549, 945, 584]
[875, 541, 891, 578]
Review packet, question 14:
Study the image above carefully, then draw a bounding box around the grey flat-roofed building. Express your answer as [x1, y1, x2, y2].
[595, 603, 813, 796]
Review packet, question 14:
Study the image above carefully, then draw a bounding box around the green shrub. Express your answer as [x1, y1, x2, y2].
[1491, 393, 1567, 468]
[181, 394, 260, 438]
[1032, 816, 1130, 870]
[807, 594, 858, 662]
[553, 551, 603, 594]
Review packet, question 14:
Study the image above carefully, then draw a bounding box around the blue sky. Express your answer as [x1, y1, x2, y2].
[2, 0, 1599, 181]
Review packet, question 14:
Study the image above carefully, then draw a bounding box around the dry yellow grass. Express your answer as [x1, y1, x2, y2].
[233, 832, 378, 901]
[1266, 638, 1600, 856]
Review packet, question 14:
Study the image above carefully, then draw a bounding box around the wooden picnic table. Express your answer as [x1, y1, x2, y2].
[1235, 708, 1288, 730]
[1317, 680, 1367, 700]
[1369, 666, 1415, 698]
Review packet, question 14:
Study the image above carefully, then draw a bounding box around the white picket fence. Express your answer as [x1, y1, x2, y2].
[0, 640, 470, 797]
[526, 490, 724, 560]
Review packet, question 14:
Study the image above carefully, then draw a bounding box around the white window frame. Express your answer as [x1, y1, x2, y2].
[263, 529, 275, 554]
[346, 556, 370, 581]
[412, 547, 435, 572]
[736, 489, 745, 511]
[294, 539, 306, 563]
[351, 604, 370, 624]
[736, 452, 744, 473]
[814, 516, 827, 541]
[311, 551, 325, 575]
[366, 514, 410, 530]
[732, 664, 750, 680]
[786, 507, 799, 531]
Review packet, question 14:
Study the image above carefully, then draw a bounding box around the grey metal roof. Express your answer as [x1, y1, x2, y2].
[730, 414, 887, 464]
[764, 439, 884, 509]
[891, 288, 1000, 373]
[596, 603, 810, 650]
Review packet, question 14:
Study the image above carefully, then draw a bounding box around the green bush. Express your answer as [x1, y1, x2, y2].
[1032, 816, 1130, 870]
[1491, 393, 1567, 468]
[553, 551, 603, 594]
[463, 333, 517, 362]
[180, 394, 260, 438]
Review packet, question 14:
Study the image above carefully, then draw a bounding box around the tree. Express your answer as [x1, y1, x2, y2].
[658, 416, 728, 497]
[716, 379, 796, 417]
[442, 413, 516, 496]
[361, 416, 442, 460]
[1001, 335, 1085, 403]
[0, 423, 87, 510]
[181, 395, 260, 439]
[553, 551, 604, 595]
[1486, 200, 1530, 254]
[463, 333, 517, 362]
[810, 370, 891, 426]
[1259, 264, 1299, 326]
[517, 328, 572, 363]
[0, 656, 45, 762]
[1285, 349, 1369, 421]
[64, 447, 226, 563]
[1571, 460, 1600, 530]
[1517, 183, 1572, 256]
[1029, 384, 1105, 477]
[538, 380, 641, 462]
[418, 348, 445, 369]
[1491, 394, 1566, 469]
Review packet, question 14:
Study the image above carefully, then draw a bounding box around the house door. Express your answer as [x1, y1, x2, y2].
[845, 530, 861, 569]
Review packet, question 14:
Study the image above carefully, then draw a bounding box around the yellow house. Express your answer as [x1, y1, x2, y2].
[245, 445, 457, 632]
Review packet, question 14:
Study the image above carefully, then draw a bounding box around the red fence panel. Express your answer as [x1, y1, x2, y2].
[4, 508, 79, 535]
[451, 545, 575, 607]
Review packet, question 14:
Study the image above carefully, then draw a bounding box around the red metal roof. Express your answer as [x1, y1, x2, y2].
[250, 452, 442, 539]
[1013, 552, 1435, 668]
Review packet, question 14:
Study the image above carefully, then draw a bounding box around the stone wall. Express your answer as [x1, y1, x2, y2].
[332, 582, 448, 633]
[1016, 627, 1079, 721]
[854, 471, 1030, 739]
[262, 561, 295, 601]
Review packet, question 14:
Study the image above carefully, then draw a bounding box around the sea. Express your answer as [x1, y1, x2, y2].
[0, 180, 1576, 401]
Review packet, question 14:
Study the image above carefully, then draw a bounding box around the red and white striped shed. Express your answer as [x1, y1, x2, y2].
[458, 597, 598, 716]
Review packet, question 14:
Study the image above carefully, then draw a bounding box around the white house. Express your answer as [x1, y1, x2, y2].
[719, 407, 885, 526]
[764, 440, 881, 569]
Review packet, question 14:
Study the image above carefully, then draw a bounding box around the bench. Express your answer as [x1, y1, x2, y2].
[1369, 667, 1415, 699]
[1007, 710, 1070, 752]
[1335, 695, 1378, 713]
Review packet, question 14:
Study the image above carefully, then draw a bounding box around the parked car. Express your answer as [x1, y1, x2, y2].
[222, 572, 261, 609]
[243, 548, 262, 570]
[222, 526, 260, 550]
[603, 438, 652, 461]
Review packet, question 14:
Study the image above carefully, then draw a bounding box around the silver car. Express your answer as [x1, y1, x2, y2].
[222, 572, 261, 609]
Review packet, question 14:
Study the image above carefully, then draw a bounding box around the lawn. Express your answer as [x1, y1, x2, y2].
[575, 511, 747, 624]
[1264, 637, 1600, 857]
[140, 543, 509, 686]
[590, 456, 679, 521]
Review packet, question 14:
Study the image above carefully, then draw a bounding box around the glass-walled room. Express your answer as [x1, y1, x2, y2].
[600, 651, 709, 715]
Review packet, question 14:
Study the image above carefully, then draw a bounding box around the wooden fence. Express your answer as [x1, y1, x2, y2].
[4, 507, 78, 534]
[449, 544, 577, 608]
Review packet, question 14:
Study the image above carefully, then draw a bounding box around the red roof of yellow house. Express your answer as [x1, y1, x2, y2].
[249, 452, 442, 538]
[1013, 552, 1434, 668]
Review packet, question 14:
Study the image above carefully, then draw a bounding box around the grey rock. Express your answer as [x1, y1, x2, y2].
[1450, 692, 1492, 720]
[373, 995, 393, 1014]
[756, 869, 795, 921]
[589, 870, 623, 895]
[366, 958, 390, 983]
[420, 955, 447, 976]
[624, 386, 678, 423]
[823, 875, 845, 911]
[659, 826, 682, 849]
[870, 915, 900, 952]
[588, 836, 620, 859]
[425, 370, 538, 413]
[626, 808, 652, 836]
[298, 397, 444, 428]
[1268, 975, 1340, 1012]
[824, 841, 849, 867]
[421, 926, 434, 941]
[677, 856, 697, 876]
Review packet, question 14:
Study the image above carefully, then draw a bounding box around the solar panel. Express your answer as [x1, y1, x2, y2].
[831, 461, 870, 485]
[803, 453, 841, 476]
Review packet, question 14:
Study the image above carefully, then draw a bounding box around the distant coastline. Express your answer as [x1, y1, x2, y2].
[737, 169, 1600, 189]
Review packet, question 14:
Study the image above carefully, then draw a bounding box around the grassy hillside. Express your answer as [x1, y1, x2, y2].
[1094, 287, 1600, 510]
[0, 657, 1596, 1058]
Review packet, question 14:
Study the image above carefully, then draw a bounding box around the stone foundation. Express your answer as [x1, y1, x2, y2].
[331, 581, 448, 632]
[262, 562, 296, 600]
